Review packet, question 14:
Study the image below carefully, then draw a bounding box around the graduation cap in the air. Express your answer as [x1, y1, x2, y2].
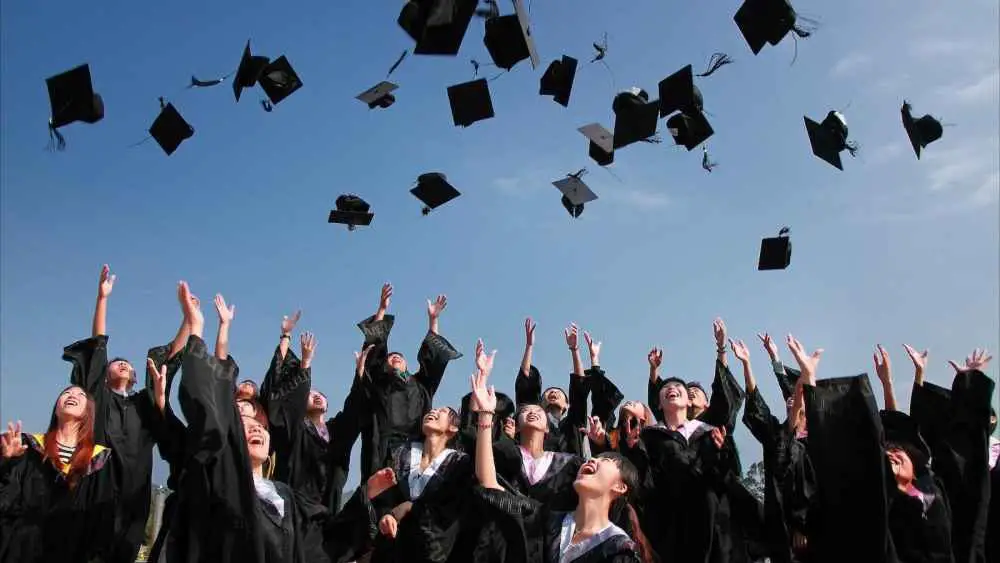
[612, 87, 660, 149]
[329, 194, 374, 231]
[579, 123, 615, 166]
[553, 170, 598, 218]
[411, 172, 461, 215]
[447, 78, 495, 127]
[901, 101, 943, 160]
[257, 56, 303, 107]
[539, 55, 578, 108]
[734, 0, 814, 55]
[357, 82, 399, 110]
[804, 111, 858, 171]
[148, 100, 194, 156]
[666, 110, 714, 151]
[233, 41, 271, 102]
[398, 0, 479, 56]
[482, 0, 540, 71]
[45, 64, 105, 149]
[758, 226, 791, 271]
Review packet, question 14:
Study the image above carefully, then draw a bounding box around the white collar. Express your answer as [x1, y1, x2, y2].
[519, 446, 554, 485]
[558, 512, 628, 563]
[407, 442, 455, 500]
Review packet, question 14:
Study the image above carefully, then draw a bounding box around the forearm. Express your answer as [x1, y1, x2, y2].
[92, 296, 108, 337]
[213, 323, 228, 360]
[167, 320, 191, 359]
[428, 315, 439, 335]
[278, 334, 291, 360]
[716, 346, 728, 368]
[520, 344, 533, 377]
[475, 413, 501, 489]
[649, 366, 659, 384]
[375, 306, 387, 323]
[570, 349, 584, 377]
[741, 361, 756, 394]
[881, 381, 898, 411]
[913, 366, 925, 387]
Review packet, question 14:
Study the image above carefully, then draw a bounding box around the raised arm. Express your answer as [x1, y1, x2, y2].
[566, 323, 584, 377]
[92, 264, 115, 338]
[584, 331, 624, 427]
[427, 294, 446, 335]
[515, 319, 542, 406]
[413, 295, 462, 397]
[358, 284, 395, 380]
[279, 310, 301, 361]
[647, 347, 664, 423]
[374, 283, 391, 322]
[872, 344, 897, 411]
[713, 318, 728, 368]
[520, 317, 535, 377]
[471, 341, 501, 490]
[903, 344, 929, 387]
[731, 339, 756, 394]
[213, 294, 236, 361]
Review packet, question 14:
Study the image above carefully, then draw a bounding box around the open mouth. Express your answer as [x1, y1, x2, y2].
[525, 413, 539, 422]
[424, 412, 438, 422]
[579, 461, 598, 476]
[666, 389, 682, 399]
[248, 435, 265, 446]
[65, 397, 80, 407]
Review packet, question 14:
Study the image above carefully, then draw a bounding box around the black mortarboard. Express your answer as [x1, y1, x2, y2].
[447, 78, 495, 127]
[804, 111, 855, 171]
[329, 194, 374, 230]
[258, 56, 302, 106]
[233, 41, 270, 102]
[46, 64, 105, 130]
[149, 102, 194, 156]
[357, 82, 399, 109]
[734, 0, 800, 55]
[553, 173, 598, 218]
[758, 227, 791, 271]
[658, 65, 704, 118]
[411, 172, 461, 214]
[398, 0, 478, 56]
[579, 123, 615, 166]
[901, 101, 943, 160]
[666, 111, 714, 151]
[484, 15, 529, 71]
[539, 55, 577, 108]
[612, 88, 660, 149]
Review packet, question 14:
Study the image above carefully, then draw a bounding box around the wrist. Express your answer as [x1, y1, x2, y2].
[280, 333, 291, 340]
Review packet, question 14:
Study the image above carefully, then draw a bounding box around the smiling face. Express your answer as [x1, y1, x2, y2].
[517, 404, 548, 433]
[237, 400, 258, 419]
[543, 387, 568, 413]
[57, 386, 88, 421]
[887, 447, 915, 486]
[236, 381, 258, 401]
[306, 390, 327, 415]
[242, 415, 271, 466]
[659, 381, 690, 413]
[574, 456, 628, 499]
[687, 386, 708, 411]
[106, 359, 135, 389]
[421, 407, 458, 436]
[387, 353, 408, 374]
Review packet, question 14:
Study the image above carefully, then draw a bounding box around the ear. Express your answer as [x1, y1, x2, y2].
[612, 480, 628, 497]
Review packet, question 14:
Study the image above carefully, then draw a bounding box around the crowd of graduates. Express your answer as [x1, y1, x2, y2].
[0, 265, 996, 563]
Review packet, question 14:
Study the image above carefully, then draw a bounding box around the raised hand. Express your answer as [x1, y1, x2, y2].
[379, 514, 399, 539]
[524, 317, 536, 347]
[475, 339, 497, 377]
[427, 295, 448, 319]
[214, 294, 235, 324]
[354, 344, 374, 378]
[366, 467, 397, 499]
[584, 331, 602, 364]
[470, 363, 498, 413]
[902, 344, 929, 371]
[179, 282, 204, 333]
[786, 334, 822, 382]
[1, 421, 26, 459]
[582, 415, 606, 446]
[98, 264, 116, 299]
[565, 323, 580, 350]
[713, 318, 727, 348]
[730, 339, 751, 363]
[948, 348, 993, 374]
[757, 333, 779, 361]
[873, 345, 891, 383]
[648, 347, 663, 370]
[379, 283, 393, 311]
[147, 358, 167, 413]
[281, 310, 302, 335]
[710, 425, 727, 450]
[300, 332, 317, 368]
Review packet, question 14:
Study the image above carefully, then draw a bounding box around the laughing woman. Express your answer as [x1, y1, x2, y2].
[0, 386, 116, 563]
[470, 342, 654, 563]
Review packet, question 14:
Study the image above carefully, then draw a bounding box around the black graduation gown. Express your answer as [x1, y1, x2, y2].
[159, 335, 370, 563]
[909, 371, 994, 563]
[368, 442, 476, 563]
[741, 387, 816, 563]
[476, 487, 642, 563]
[584, 367, 625, 428]
[801, 374, 897, 563]
[261, 346, 363, 513]
[357, 314, 463, 479]
[514, 365, 591, 455]
[985, 455, 999, 563]
[648, 360, 745, 428]
[0, 434, 117, 563]
[62, 335, 165, 562]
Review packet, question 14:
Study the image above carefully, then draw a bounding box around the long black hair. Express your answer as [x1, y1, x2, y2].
[598, 452, 657, 563]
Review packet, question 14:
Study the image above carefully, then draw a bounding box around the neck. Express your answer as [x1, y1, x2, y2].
[108, 379, 129, 395]
[252, 462, 264, 478]
[307, 413, 324, 426]
[423, 433, 449, 459]
[545, 404, 563, 419]
[519, 429, 546, 458]
[662, 407, 688, 428]
[55, 421, 81, 446]
[573, 495, 611, 535]
[689, 406, 705, 419]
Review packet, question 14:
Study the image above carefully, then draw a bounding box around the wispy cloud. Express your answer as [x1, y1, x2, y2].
[910, 39, 979, 60]
[924, 145, 993, 193]
[830, 53, 873, 78]
[941, 70, 1000, 106]
[867, 142, 906, 165]
[603, 187, 671, 210]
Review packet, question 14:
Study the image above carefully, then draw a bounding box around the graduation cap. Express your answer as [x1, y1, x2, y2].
[258, 56, 302, 106]
[329, 194, 374, 231]
[804, 111, 857, 171]
[612, 88, 660, 149]
[758, 226, 791, 271]
[45, 64, 105, 149]
[666, 110, 714, 151]
[901, 101, 943, 160]
[411, 172, 461, 214]
[233, 41, 271, 102]
[734, 0, 812, 55]
[539, 55, 578, 108]
[482, 0, 539, 71]
[553, 171, 598, 218]
[148, 101, 194, 156]
[398, 0, 478, 56]
[357, 82, 399, 110]
[658, 65, 704, 118]
[447, 78, 495, 127]
[579, 123, 615, 166]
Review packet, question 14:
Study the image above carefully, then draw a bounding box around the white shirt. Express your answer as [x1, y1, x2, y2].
[989, 437, 999, 469]
[407, 442, 455, 500]
[657, 419, 712, 442]
[253, 474, 286, 519]
[519, 446, 554, 485]
[558, 512, 628, 563]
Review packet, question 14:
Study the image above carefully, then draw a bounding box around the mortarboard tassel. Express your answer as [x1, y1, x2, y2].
[792, 16, 819, 39]
[640, 134, 662, 144]
[474, 0, 499, 19]
[779, 226, 791, 237]
[844, 140, 860, 157]
[702, 146, 718, 172]
[189, 75, 227, 88]
[260, 100, 273, 112]
[590, 33, 609, 63]
[696, 53, 734, 78]
[386, 50, 408, 78]
[47, 120, 67, 151]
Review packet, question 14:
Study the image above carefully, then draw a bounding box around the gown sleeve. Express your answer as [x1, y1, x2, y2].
[585, 366, 625, 428]
[742, 386, 781, 449]
[324, 376, 366, 513]
[63, 335, 111, 443]
[411, 331, 463, 399]
[178, 335, 240, 464]
[648, 375, 665, 424]
[560, 371, 592, 455]
[261, 350, 312, 485]
[357, 314, 395, 380]
[515, 365, 543, 407]
[699, 360, 746, 431]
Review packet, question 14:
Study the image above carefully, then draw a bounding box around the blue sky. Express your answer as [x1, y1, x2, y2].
[2, 0, 998, 486]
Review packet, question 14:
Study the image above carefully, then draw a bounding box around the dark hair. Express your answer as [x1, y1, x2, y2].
[45, 386, 97, 489]
[597, 452, 655, 563]
[991, 408, 997, 435]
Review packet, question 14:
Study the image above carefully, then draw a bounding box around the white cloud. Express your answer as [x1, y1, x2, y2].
[830, 53, 873, 77]
[910, 39, 979, 60]
[868, 142, 906, 165]
[604, 188, 671, 210]
[969, 171, 1000, 206]
[924, 145, 992, 193]
[945, 70, 1000, 106]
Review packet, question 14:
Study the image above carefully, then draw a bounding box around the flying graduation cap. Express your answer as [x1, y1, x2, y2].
[45, 63, 105, 149]
[901, 101, 944, 160]
[482, 0, 540, 71]
[398, 0, 479, 56]
[258, 56, 303, 107]
[804, 110, 858, 171]
[657, 63, 722, 151]
[758, 227, 791, 270]
[553, 170, 598, 218]
[329, 194, 374, 231]
[148, 100, 194, 156]
[447, 78, 495, 127]
[539, 55, 578, 108]
[734, 0, 814, 56]
[411, 173, 461, 215]
[357, 82, 399, 110]
[611, 87, 660, 149]
[578, 123, 615, 166]
[233, 41, 271, 102]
